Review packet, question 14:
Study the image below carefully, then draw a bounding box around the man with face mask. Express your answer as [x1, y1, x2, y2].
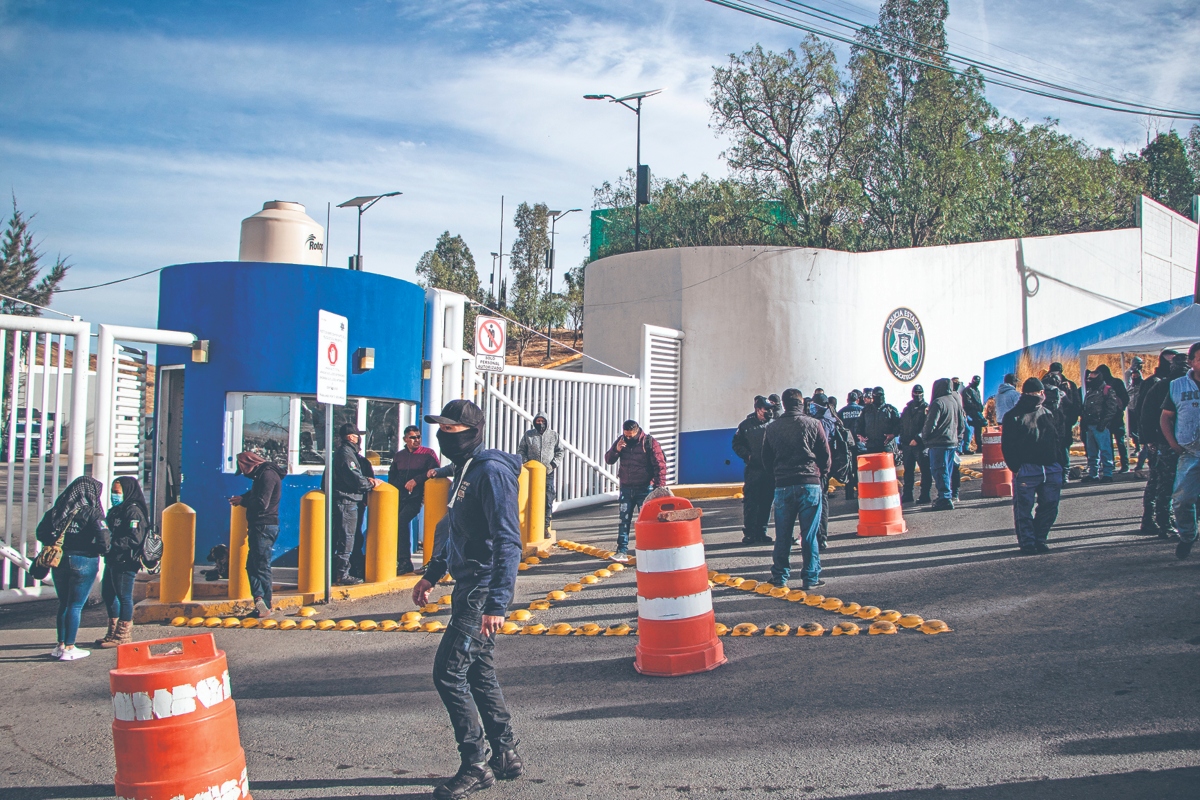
[1001, 378, 1067, 554]
[732, 397, 775, 544]
[517, 413, 563, 537]
[899, 385, 930, 504]
[604, 420, 668, 562]
[332, 423, 382, 585]
[962, 376, 986, 452]
[412, 399, 524, 798]
[855, 387, 901, 455]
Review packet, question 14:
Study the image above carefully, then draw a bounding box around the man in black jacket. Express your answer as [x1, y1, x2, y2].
[230, 451, 287, 615]
[332, 422, 382, 585]
[1139, 352, 1186, 538]
[731, 397, 774, 544]
[962, 376, 986, 452]
[838, 390, 865, 499]
[762, 389, 831, 590]
[1001, 378, 1066, 554]
[899, 385, 930, 504]
[855, 387, 900, 455]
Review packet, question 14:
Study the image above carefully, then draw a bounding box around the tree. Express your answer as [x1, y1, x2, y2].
[1141, 130, 1195, 217]
[563, 264, 586, 347]
[415, 231, 480, 348]
[1, 197, 69, 317]
[507, 202, 553, 365]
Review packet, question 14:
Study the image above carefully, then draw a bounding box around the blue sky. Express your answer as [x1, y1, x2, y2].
[1, 0, 1197, 330]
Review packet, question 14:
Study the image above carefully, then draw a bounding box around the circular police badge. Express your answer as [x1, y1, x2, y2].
[882, 308, 924, 381]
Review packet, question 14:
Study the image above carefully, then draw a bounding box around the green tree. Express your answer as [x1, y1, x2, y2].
[563, 263, 586, 347]
[0, 197, 69, 317]
[508, 202, 553, 365]
[1141, 130, 1195, 217]
[415, 231, 480, 348]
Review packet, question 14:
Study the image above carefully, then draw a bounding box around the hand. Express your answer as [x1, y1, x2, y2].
[411, 578, 433, 607]
[480, 615, 504, 637]
[1171, 442, 1185, 455]
[426, 469, 438, 479]
[228, 496, 242, 506]
[909, 440, 917, 447]
[405, 479, 417, 492]
[370, 478, 383, 488]
[615, 438, 626, 452]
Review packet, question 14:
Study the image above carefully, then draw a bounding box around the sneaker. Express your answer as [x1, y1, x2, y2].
[610, 552, 631, 563]
[1017, 547, 1038, 556]
[59, 647, 90, 661]
[1176, 540, 1193, 560]
[334, 576, 364, 586]
[1099, 476, 1114, 484]
[434, 763, 495, 800]
[758, 535, 775, 544]
[1118, 465, 1130, 474]
[918, 495, 931, 504]
[252, 598, 271, 618]
[951, 493, 960, 502]
[802, 579, 826, 590]
[901, 494, 914, 504]
[1034, 542, 1051, 554]
[397, 560, 415, 575]
[931, 499, 954, 511]
[767, 579, 788, 588]
[49, 644, 63, 658]
[488, 746, 524, 780]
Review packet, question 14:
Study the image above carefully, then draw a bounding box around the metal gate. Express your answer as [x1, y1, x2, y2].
[640, 325, 683, 485]
[111, 344, 149, 485]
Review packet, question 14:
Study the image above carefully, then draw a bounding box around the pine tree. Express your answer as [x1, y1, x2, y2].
[0, 197, 69, 317]
[1142, 131, 1195, 217]
[508, 203, 552, 365]
[415, 231, 480, 349]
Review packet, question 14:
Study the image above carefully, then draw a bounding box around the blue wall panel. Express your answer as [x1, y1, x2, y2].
[156, 262, 425, 559]
[678, 428, 742, 485]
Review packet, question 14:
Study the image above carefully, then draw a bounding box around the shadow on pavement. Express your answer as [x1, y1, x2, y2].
[0, 774, 441, 800]
[825, 765, 1200, 799]
[1056, 730, 1200, 755]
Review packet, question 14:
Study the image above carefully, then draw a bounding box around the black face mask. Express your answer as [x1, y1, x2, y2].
[534, 421, 547, 434]
[437, 427, 483, 464]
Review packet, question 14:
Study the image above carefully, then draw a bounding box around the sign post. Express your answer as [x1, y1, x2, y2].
[317, 310, 349, 603]
[474, 315, 507, 374]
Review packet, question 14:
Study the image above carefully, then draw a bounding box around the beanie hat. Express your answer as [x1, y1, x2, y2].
[1022, 377, 1044, 393]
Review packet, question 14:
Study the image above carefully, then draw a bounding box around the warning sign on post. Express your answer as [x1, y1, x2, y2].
[474, 316, 507, 373]
[317, 309, 349, 405]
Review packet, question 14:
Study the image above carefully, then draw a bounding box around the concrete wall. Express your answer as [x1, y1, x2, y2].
[583, 196, 1198, 484]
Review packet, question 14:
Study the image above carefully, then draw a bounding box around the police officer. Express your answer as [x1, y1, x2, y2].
[332, 422, 381, 586]
[412, 399, 524, 799]
[732, 396, 774, 544]
[899, 385, 930, 504]
[838, 390, 865, 500]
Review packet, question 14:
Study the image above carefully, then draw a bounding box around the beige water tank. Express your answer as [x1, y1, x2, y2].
[238, 201, 325, 265]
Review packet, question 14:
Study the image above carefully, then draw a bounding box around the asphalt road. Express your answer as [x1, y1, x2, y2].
[2, 469, 1199, 799]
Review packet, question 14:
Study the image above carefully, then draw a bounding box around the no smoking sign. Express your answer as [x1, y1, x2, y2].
[474, 316, 506, 373]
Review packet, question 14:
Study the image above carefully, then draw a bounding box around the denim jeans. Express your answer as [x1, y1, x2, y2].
[770, 483, 822, 585]
[102, 566, 138, 622]
[1012, 463, 1063, 549]
[332, 498, 360, 580]
[1085, 425, 1114, 478]
[1171, 451, 1200, 545]
[741, 471, 774, 540]
[247, 523, 279, 604]
[928, 447, 956, 502]
[432, 582, 516, 766]
[52, 553, 99, 645]
[616, 484, 651, 553]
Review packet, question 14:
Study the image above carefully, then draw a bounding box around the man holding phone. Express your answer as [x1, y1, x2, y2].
[604, 420, 667, 562]
[411, 399, 524, 800]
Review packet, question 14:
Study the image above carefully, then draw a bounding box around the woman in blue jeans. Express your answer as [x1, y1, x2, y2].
[97, 476, 148, 648]
[36, 476, 110, 661]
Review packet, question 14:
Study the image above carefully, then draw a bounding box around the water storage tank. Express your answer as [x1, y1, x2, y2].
[238, 201, 325, 265]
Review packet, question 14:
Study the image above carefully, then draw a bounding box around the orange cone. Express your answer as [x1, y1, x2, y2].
[856, 452, 907, 536]
[634, 496, 726, 676]
[110, 634, 252, 799]
[981, 426, 1013, 498]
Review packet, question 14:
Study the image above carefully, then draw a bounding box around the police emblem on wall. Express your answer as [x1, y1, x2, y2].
[883, 308, 924, 382]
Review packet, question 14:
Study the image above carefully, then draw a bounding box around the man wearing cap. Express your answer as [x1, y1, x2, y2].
[604, 420, 668, 562]
[899, 385, 930, 504]
[412, 399, 524, 798]
[1001, 378, 1066, 554]
[837, 390, 865, 500]
[732, 397, 775, 544]
[332, 422, 382, 585]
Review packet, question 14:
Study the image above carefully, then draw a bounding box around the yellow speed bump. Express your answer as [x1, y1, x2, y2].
[400, 621, 421, 632]
[298, 619, 318, 630]
[831, 621, 860, 636]
[221, 617, 242, 628]
[803, 594, 825, 607]
[335, 620, 357, 631]
[316, 619, 337, 630]
[580, 575, 599, 585]
[714, 623, 730, 636]
[547, 590, 567, 601]
[358, 620, 379, 631]
[786, 589, 807, 602]
[437, 595, 453, 605]
[764, 623, 791, 636]
[731, 623, 759, 636]
[297, 606, 317, 617]
[508, 609, 532, 622]
[499, 622, 521, 635]
[422, 621, 446, 632]
[897, 614, 924, 629]
[869, 620, 898, 635]
[738, 579, 759, 592]
[529, 600, 551, 611]
[919, 619, 952, 635]
[713, 573, 730, 584]
[820, 597, 843, 612]
[278, 619, 298, 631]
[240, 618, 260, 629]
[708, 570, 719, 580]
[525, 556, 541, 565]
[401, 611, 423, 623]
[877, 610, 902, 623]
[754, 583, 774, 595]
[563, 583, 583, 593]
[603, 623, 632, 636]
[797, 622, 825, 636]
[594, 568, 613, 578]
[726, 577, 745, 588]
[520, 624, 547, 635]
[607, 563, 625, 572]
[839, 602, 862, 616]
[855, 606, 882, 621]
[187, 617, 206, 628]
[547, 623, 575, 636]
[769, 586, 790, 599]
[575, 623, 602, 636]
[170, 616, 188, 627]
[517, 563, 530, 571]
[204, 617, 222, 628]
[421, 604, 440, 614]
[260, 619, 279, 630]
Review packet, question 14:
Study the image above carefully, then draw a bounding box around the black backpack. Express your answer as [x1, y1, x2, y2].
[138, 520, 163, 573]
[828, 422, 856, 483]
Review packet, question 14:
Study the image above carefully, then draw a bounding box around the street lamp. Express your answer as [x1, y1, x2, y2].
[545, 208, 582, 357]
[584, 89, 662, 251]
[489, 251, 510, 305]
[336, 192, 402, 271]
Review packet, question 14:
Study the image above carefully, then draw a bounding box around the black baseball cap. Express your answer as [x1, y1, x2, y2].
[424, 398, 485, 428]
[337, 422, 365, 437]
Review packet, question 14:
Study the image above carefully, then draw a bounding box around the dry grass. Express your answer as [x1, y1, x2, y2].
[1013, 347, 1162, 387]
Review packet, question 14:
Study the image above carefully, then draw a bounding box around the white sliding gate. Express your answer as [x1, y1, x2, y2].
[640, 325, 683, 485]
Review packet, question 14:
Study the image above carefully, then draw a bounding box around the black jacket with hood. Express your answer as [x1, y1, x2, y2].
[731, 411, 772, 479]
[856, 393, 901, 451]
[899, 393, 928, 445]
[240, 461, 287, 526]
[1001, 393, 1065, 471]
[922, 379, 965, 448]
[333, 441, 375, 502]
[105, 476, 149, 570]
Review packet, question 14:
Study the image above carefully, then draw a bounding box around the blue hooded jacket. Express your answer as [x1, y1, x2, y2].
[422, 447, 523, 616]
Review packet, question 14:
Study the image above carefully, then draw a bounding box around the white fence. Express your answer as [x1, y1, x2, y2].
[474, 365, 640, 511]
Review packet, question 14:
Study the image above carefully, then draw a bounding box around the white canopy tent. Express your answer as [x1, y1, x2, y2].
[1078, 303, 1200, 391]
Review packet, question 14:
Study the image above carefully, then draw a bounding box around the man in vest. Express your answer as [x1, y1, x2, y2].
[1160, 342, 1200, 560]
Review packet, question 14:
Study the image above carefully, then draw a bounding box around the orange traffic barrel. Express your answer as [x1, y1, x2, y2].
[856, 452, 907, 537]
[110, 634, 252, 800]
[634, 495, 726, 677]
[981, 426, 1013, 498]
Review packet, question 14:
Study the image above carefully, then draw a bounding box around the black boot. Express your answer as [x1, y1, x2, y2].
[434, 763, 496, 800]
[488, 745, 524, 780]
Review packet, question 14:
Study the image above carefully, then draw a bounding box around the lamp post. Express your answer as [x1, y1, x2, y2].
[336, 192, 401, 271]
[545, 208, 581, 357]
[584, 89, 662, 251]
[489, 252, 510, 306]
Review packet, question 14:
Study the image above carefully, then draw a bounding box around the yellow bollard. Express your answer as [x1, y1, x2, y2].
[160, 502, 196, 604]
[517, 465, 530, 541]
[366, 481, 399, 583]
[523, 460, 546, 546]
[422, 477, 450, 567]
[227, 504, 251, 600]
[298, 491, 326, 597]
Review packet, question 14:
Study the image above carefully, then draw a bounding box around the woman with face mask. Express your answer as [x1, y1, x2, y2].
[97, 476, 149, 648]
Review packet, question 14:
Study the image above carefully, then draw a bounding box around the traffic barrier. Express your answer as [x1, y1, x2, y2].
[633, 496, 726, 677]
[856, 453, 907, 537]
[981, 427, 1013, 498]
[521, 460, 547, 547]
[227, 504, 251, 601]
[422, 477, 451, 566]
[365, 481, 399, 583]
[109, 634, 250, 800]
[160, 503, 196, 604]
[297, 491, 325, 597]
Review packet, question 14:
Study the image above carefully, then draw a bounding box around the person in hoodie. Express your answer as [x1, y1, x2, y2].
[855, 387, 901, 455]
[922, 378, 966, 510]
[97, 475, 149, 648]
[604, 420, 667, 562]
[229, 451, 288, 617]
[412, 399, 524, 799]
[1001, 378, 1066, 554]
[962, 376, 986, 452]
[899, 385, 930, 504]
[808, 390, 840, 550]
[517, 412, 563, 537]
[1138, 351, 1184, 538]
[732, 396, 774, 544]
[993, 374, 1020, 423]
[1081, 365, 1126, 483]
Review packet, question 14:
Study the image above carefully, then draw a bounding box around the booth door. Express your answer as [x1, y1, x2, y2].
[153, 366, 184, 525]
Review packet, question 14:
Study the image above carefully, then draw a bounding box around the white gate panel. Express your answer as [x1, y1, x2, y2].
[640, 325, 683, 485]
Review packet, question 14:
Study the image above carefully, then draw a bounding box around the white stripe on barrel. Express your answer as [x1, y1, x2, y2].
[858, 494, 901, 511]
[637, 591, 713, 621]
[858, 467, 896, 483]
[636, 543, 706, 573]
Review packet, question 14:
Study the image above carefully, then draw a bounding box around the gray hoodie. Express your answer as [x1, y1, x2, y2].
[922, 378, 965, 448]
[994, 381, 1020, 422]
[517, 412, 563, 473]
